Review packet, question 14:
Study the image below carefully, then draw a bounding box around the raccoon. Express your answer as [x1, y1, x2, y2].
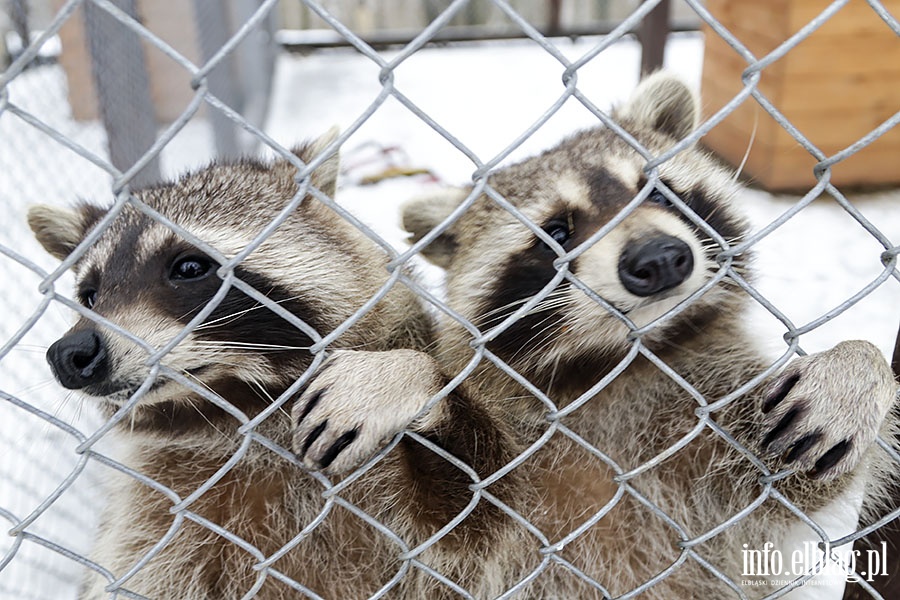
[28, 133, 514, 599]
[295, 74, 900, 598]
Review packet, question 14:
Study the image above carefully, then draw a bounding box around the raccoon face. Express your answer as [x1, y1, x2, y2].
[404, 73, 749, 371]
[29, 134, 355, 410]
[37, 226, 317, 407]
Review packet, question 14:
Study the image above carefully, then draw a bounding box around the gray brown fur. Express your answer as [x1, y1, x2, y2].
[382, 72, 898, 597]
[28, 135, 515, 598]
[29, 76, 900, 598]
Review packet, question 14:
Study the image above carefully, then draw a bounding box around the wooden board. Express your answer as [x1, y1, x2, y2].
[700, 0, 900, 190]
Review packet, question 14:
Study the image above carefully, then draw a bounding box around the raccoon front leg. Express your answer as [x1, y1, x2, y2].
[292, 349, 446, 474]
[760, 340, 897, 479]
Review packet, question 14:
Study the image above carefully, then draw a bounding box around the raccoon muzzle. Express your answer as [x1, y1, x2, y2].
[46, 329, 109, 390]
[617, 234, 694, 297]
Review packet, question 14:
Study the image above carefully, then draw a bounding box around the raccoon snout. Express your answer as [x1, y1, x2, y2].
[46, 329, 109, 390]
[618, 235, 694, 297]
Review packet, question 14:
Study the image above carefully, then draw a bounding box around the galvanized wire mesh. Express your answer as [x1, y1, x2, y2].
[1, 0, 899, 599]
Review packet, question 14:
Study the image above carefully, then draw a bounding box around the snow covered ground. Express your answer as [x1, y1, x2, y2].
[0, 32, 897, 598]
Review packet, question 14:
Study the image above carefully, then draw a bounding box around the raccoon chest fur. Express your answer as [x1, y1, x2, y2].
[88, 430, 404, 599]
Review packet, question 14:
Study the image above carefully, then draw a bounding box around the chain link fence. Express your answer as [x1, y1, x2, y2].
[1, 0, 899, 598]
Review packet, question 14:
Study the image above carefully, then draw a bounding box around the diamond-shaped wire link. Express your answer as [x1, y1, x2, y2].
[1, 0, 898, 598]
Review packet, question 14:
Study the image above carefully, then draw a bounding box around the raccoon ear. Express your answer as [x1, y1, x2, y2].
[615, 71, 699, 142]
[27, 203, 101, 261]
[294, 126, 340, 198]
[402, 187, 468, 269]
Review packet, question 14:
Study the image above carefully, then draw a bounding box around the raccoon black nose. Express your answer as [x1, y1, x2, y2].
[618, 235, 694, 297]
[46, 330, 109, 390]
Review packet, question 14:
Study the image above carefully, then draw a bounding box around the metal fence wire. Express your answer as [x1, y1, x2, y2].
[1, 0, 900, 599]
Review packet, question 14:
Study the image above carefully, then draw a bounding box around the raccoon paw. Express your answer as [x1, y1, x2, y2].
[760, 340, 897, 480]
[291, 349, 443, 475]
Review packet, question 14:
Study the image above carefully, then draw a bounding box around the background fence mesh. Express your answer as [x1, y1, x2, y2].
[1, 0, 899, 598]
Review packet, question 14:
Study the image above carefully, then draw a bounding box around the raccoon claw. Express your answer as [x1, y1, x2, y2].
[295, 418, 360, 472]
[761, 373, 800, 415]
[760, 341, 896, 480]
[291, 349, 442, 475]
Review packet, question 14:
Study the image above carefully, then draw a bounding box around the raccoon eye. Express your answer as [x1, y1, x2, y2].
[170, 256, 213, 281]
[79, 289, 97, 309]
[541, 219, 571, 251]
[648, 189, 675, 208]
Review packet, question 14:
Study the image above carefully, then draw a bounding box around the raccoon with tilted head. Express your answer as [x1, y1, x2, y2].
[295, 74, 900, 598]
[28, 133, 515, 599]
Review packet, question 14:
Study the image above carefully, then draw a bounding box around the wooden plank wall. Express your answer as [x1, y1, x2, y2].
[701, 0, 900, 191]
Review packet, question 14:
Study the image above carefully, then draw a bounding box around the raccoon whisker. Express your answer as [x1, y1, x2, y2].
[479, 296, 535, 320]
[9, 344, 50, 354]
[167, 353, 256, 371]
[525, 290, 575, 313]
[171, 294, 271, 324]
[193, 341, 308, 348]
[513, 331, 558, 365]
[186, 397, 231, 439]
[192, 341, 312, 351]
[190, 349, 293, 356]
[699, 238, 746, 254]
[192, 293, 308, 331]
[719, 234, 747, 245]
[478, 293, 572, 330]
[506, 329, 544, 364]
[176, 369, 234, 439]
[529, 309, 570, 333]
[700, 243, 741, 253]
[509, 314, 567, 364]
[15, 378, 61, 397]
[43, 388, 86, 433]
[732, 109, 758, 184]
[419, 336, 442, 355]
[545, 354, 564, 398]
[701, 234, 746, 245]
[521, 332, 563, 368]
[434, 342, 463, 367]
[476, 299, 536, 328]
[525, 298, 574, 318]
[704, 259, 750, 274]
[249, 380, 272, 402]
[478, 289, 569, 324]
[248, 380, 290, 420]
[72, 393, 90, 425]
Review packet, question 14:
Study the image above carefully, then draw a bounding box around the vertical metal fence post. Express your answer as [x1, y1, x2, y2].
[229, 0, 276, 153]
[83, 0, 161, 187]
[192, 0, 242, 160]
[546, 0, 562, 36]
[638, 0, 670, 75]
